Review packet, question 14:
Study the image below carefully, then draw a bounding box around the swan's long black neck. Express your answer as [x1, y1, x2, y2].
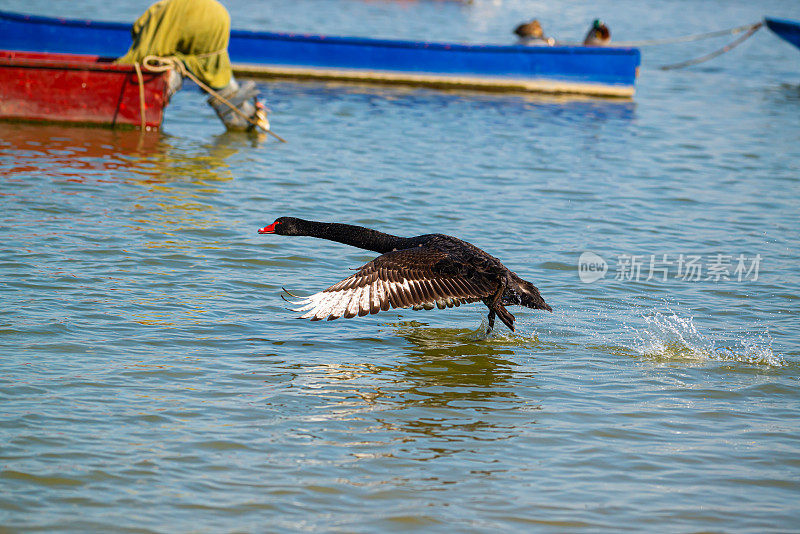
[291, 219, 416, 254]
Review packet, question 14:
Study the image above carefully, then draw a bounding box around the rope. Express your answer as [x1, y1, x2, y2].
[139, 55, 286, 142]
[613, 21, 763, 47]
[660, 22, 762, 70]
[133, 62, 146, 131]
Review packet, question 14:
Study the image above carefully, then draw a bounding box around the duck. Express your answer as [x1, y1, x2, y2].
[583, 19, 611, 46]
[259, 217, 552, 331]
[513, 19, 555, 46]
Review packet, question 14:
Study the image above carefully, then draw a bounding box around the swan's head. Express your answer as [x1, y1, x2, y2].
[258, 216, 305, 235]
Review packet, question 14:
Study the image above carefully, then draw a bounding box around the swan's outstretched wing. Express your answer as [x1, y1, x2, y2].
[285, 248, 497, 321]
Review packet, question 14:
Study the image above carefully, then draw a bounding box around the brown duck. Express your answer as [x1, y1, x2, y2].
[259, 217, 552, 331]
[513, 19, 555, 45]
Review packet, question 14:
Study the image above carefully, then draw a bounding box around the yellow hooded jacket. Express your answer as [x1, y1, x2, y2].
[117, 0, 233, 89]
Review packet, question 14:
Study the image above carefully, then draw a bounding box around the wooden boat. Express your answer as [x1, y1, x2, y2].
[0, 10, 640, 98]
[765, 17, 800, 50]
[0, 50, 169, 128]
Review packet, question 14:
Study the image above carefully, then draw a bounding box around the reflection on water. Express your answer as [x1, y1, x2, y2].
[300, 322, 536, 459]
[0, 122, 246, 185]
[0, 122, 255, 330]
[776, 83, 800, 103]
[0, 124, 245, 250]
[0, 123, 164, 178]
[392, 322, 520, 405]
[269, 78, 636, 125]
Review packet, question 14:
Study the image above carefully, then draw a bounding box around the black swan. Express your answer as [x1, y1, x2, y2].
[258, 217, 552, 331]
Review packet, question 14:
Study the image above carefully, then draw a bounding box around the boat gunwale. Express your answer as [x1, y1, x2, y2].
[231, 29, 640, 57]
[764, 16, 800, 27]
[0, 9, 640, 58]
[0, 50, 157, 75]
[764, 16, 800, 49]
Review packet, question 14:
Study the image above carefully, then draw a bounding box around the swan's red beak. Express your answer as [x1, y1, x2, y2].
[258, 223, 277, 234]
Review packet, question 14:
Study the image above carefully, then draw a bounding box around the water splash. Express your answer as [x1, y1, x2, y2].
[385, 317, 546, 349]
[627, 311, 784, 367]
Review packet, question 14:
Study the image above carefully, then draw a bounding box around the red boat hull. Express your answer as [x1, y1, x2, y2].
[0, 50, 169, 129]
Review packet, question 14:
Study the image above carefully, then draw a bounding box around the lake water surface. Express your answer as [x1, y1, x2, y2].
[1, 0, 799, 531]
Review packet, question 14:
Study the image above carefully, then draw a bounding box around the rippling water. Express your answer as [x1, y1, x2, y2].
[2, 0, 800, 531]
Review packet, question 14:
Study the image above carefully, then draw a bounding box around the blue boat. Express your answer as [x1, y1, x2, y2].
[765, 17, 800, 50]
[0, 10, 640, 97]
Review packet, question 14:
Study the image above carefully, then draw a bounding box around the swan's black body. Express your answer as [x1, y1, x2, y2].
[259, 217, 551, 331]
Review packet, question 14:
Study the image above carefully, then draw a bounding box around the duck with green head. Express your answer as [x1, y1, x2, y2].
[583, 19, 611, 46]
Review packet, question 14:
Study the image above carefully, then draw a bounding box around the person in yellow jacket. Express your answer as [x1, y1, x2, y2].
[117, 0, 267, 131]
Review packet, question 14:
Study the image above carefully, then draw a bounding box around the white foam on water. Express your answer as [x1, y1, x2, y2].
[626, 311, 784, 367]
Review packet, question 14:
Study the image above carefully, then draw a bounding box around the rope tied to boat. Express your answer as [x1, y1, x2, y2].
[659, 22, 763, 70]
[135, 55, 286, 142]
[133, 63, 147, 132]
[609, 21, 764, 71]
[612, 21, 763, 47]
